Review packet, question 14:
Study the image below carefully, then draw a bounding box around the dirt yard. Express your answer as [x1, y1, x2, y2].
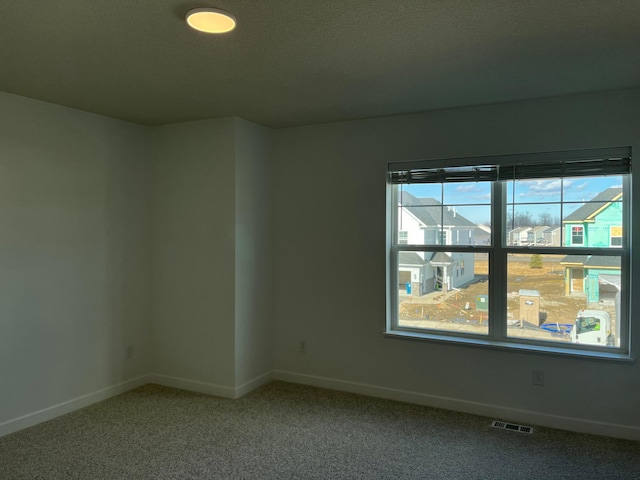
[398, 255, 607, 341]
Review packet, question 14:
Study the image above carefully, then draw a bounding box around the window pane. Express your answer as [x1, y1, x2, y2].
[508, 178, 562, 203]
[398, 184, 442, 205]
[505, 204, 561, 246]
[506, 254, 620, 348]
[505, 178, 564, 249]
[396, 184, 490, 246]
[397, 251, 488, 336]
[504, 176, 625, 249]
[445, 205, 491, 246]
[562, 175, 623, 202]
[443, 182, 491, 205]
[397, 205, 440, 245]
[563, 194, 623, 248]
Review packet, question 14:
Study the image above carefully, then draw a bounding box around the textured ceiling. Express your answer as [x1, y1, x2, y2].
[1, 0, 639, 128]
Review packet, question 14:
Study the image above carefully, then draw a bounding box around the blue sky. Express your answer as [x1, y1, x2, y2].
[401, 175, 623, 226]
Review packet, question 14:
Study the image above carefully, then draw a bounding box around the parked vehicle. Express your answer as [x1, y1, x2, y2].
[571, 309, 613, 346]
[540, 309, 613, 346]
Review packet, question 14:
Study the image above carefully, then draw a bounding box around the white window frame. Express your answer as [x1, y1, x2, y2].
[571, 226, 584, 245]
[386, 148, 632, 359]
[610, 226, 623, 247]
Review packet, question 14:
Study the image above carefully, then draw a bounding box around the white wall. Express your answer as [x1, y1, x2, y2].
[451, 252, 474, 288]
[234, 119, 274, 389]
[149, 117, 273, 396]
[271, 89, 640, 439]
[150, 118, 237, 390]
[0, 93, 151, 432]
[0, 96, 274, 434]
[3, 88, 638, 440]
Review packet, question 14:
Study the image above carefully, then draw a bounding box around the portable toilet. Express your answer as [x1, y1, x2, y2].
[519, 289, 540, 326]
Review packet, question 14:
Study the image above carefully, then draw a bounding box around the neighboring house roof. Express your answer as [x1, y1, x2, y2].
[543, 226, 560, 233]
[563, 187, 622, 223]
[529, 226, 548, 233]
[509, 227, 531, 234]
[398, 252, 429, 266]
[560, 254, 621, 269]
[560, 254, 590, 265]
[430, 252, 454, 265]
[587, 256, 621, 268]
[397, 251, 457, 266]
[400, 191, 476, 228]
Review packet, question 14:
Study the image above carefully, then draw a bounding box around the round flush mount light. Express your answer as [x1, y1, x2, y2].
[185, 7, 236, 34]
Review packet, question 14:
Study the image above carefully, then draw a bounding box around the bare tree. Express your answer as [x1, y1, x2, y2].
[507, 211, 534, 228]
[506, 211, 561, 228]
[538, 212, 553, 226]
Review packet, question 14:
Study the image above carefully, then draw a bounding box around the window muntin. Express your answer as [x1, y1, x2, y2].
[505, 254, 621, 348]
[396, 181, 491, 247]
[396, 250, 489, 336]
[388, 150, 631, 355]
[571, 226, 584, 245]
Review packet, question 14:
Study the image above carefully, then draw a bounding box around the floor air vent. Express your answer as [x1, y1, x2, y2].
[491, 420, 534, 434]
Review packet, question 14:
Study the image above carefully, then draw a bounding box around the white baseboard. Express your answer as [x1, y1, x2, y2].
[0, 375, 150, 438]
[274, 370, 640, 441]
[235, 371, 274, 398]
[0, 371, 275, 438]
[148, 371, 274, 399]
[5, 370, 636, 441]
[147, 374, 236, 398]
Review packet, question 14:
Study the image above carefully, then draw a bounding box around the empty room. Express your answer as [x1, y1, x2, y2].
[1, 1, 639, 478]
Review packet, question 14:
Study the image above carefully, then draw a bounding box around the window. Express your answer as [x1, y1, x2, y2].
[387, 148, 631, 356]
[398, 231, 408, 244]
[610, 226, 622, 247]
[571, 226, 584, 245]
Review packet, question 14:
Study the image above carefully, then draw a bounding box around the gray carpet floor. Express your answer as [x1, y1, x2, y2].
[0, 381, 638, 479]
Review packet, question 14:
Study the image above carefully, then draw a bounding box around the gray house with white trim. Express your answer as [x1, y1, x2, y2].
[398, 192, 477, 296]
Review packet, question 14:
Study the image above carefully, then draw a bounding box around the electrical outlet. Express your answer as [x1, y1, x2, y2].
[298, 340, 307, 354]
[126, 345, 134, 359]
[532, 369, 544, 386]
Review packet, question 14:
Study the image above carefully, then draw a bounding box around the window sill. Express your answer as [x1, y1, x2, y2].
[384, 329, 634, 363]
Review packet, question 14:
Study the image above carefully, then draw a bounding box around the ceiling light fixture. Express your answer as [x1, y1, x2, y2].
[185, 7, 236, 34]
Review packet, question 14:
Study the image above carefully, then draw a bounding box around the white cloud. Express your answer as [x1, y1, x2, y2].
[518, 179, 564, 197]
[455, 184, 482, 193]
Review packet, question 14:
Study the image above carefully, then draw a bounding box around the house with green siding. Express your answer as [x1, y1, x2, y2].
[560, 187, 622, 302]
